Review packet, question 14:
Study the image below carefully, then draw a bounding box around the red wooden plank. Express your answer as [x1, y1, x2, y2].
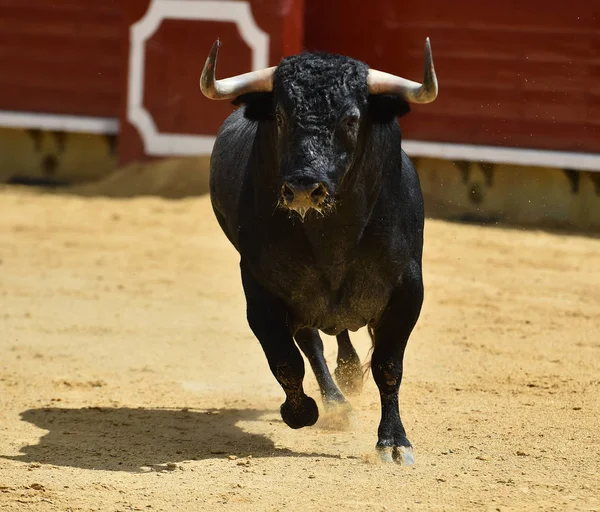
[379, 0, 600, 31]
[0, 44, 121, 69]
[403, 114, 599, 151]
[0, 7, 122, 40]
[0, 85, 120, 119]
[0, 0, 119, 10]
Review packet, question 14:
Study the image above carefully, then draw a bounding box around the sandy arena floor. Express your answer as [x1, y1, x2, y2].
[0, 184, 598, 511]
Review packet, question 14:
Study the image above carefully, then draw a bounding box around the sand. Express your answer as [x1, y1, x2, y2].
[0, 181, 598, 511]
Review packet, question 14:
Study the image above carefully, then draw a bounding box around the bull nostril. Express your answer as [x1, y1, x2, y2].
[282, 180, 327, 208]
[310, 183, 327, 204]
[282, 183, 295, 203]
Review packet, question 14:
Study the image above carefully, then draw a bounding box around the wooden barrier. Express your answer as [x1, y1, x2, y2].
[118, 0, 304, 165]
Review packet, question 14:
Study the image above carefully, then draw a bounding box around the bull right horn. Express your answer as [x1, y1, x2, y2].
[200, 39, 275, 100]
[367, 37, 438, 104]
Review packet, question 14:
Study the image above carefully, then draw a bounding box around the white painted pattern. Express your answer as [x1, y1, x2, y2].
[127, 0, 269, 156]
[403, 139, 600, 172]
[0, 111, 119, 134]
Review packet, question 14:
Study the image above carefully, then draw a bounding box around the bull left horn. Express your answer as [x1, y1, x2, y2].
[367, 37, 438, 104]
[200, 39, 275, 100]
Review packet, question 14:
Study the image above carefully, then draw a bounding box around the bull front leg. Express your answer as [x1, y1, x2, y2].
[371, 260, 424, 464]
[241, 264, 319, 429]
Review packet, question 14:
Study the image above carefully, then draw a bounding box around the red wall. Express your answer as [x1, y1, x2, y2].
[304, 0, 600, 154]
[0, 0, 598, 163]
[0, 0, 123, 118]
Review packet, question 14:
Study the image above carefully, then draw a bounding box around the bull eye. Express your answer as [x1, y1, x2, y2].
[275, 112, 284, 129]
[342, 115, 359, 131]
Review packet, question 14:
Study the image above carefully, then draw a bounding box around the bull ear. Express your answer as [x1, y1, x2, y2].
[232, 92, 274, 121]
[368, 95, 411, 123]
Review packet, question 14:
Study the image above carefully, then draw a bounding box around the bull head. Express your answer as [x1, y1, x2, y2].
[200, 40, 438, 220]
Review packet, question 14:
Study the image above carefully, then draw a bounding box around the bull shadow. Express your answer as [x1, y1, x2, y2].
[3, 406, 334, 472]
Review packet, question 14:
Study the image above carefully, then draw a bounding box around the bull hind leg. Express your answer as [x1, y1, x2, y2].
[334, 330, 364, 396]
[295, 328, 346, 406]
[241, 265, 318, 429]
[295, 328, 355, 430]
[371, 260, 424, 465]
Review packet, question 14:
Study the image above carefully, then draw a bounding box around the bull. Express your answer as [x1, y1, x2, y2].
[199, 38, 438, 463]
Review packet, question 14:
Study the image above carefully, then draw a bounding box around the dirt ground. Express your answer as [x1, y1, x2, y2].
[0, 181, 598, 512]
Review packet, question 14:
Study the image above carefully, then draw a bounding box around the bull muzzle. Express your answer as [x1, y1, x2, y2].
[280, 178, 329, 220]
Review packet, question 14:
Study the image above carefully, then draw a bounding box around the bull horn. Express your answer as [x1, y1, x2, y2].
[367, 37, 438, 104]
[200, 39, 275, 100]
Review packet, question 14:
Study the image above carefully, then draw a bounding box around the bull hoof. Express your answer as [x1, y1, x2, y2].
[322, 388, 346, 407]
[376, 443, 415, 465]
[280, 395, 319, 429]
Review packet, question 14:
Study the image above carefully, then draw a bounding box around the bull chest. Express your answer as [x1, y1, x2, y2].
[256, 245, 397, 336]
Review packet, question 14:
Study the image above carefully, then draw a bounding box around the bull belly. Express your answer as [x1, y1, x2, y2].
[288, 300, 375, 336]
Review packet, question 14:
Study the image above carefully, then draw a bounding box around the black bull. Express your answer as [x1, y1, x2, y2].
[200, 39, 439, 464]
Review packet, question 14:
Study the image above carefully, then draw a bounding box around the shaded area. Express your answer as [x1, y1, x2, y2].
[6, 175, 71, 188]
[1, 156, 212, 199]
[4, 406, 334, 472]
[59, 157, 211, 199]
[442, 214, 600, 240]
